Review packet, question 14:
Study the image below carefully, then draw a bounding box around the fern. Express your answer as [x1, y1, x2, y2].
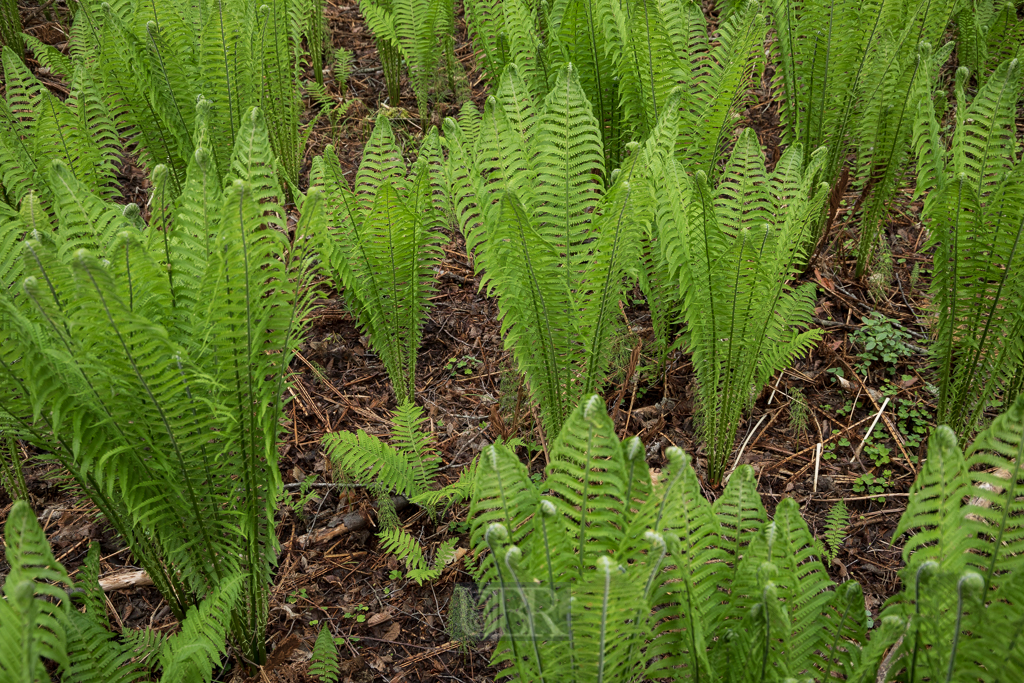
[322, 401, 467, 583]
[881, 394, 1024, 682]
[63, 544, 148, 683]
[956, 0, 1024, 86]
[304, 0, 330, 87]
[468, 395, 880, 681]
[446, 64, 659, 437]
[0, 502, 254, 682]
[257, 0, 304, 196]
[380, 530, 459, 584]
[822, 500, 849, 566]
[324, 401, 441, 501]
[359, 0, 460, 122]
[769, 0, 874, 184]
[309, 625, 340, 683]
[853, 29, 954, 276]
[469, 397, 1024, 681]
[912, 56, 1024, 437]
[311, 114, 445, 404]
[0, 430, 28, 501]
[0, 108, 318, 666]
[657, 128, 827, 484]
[158, 578, 242, 683]
[0, 0, 21, 62]
[0, 46, 121, 205]
[0, 500, 72, 681]
[64, 0, 306, 196]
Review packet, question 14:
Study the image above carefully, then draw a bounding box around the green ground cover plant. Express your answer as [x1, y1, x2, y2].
[2, 0, 1024, 678]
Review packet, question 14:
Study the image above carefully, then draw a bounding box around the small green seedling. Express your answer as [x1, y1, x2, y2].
[445, 355, 481, 376]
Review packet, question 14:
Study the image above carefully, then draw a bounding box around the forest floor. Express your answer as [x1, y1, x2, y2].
[1, 0, 960, 681]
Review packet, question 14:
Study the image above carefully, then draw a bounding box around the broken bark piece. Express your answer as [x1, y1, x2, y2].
[97, 570, 154, 592]
[290, 495, 409, 550]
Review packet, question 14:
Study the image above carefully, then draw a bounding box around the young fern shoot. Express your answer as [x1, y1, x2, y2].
[656, 128, 828, 484]
[311, 113, 446, 405]
[322, 402, 471, 584]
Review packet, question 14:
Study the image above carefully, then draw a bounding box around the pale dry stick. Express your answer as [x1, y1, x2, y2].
[531, 405, 550, 466]
[852, 396, 890, 462]
[767, 373, 784, 405]
[813, 443, 823, 493]
[724, 413, 770, 484]
[772, 413, 876, 470]
[760, 492, 910, 502]
[833, 356, 917, 474]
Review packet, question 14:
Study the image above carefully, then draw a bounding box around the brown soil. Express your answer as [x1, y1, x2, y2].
[2, 0, 964, 681]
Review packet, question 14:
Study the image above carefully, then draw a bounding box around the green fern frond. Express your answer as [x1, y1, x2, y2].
[323, 401, 439, 500]
[914, 56, 1024, 436]
[309, 625, 340, 683]
[64, 547, 146, 683]
[545, 395, 631, 568]
[664, 128, 825, 483]
[0, 500, 72, 679]
[469, 397, 870, 681]
[547, 0, 619, 171]
[0, 0, 23, 61]
[354, 114, 407, 210]
[468, 442, 539, 585]
[852, 33, 952, 276]
[823, 499, 849, 566]
[379, 529, 458, 584]
[461, 65, 654, 437]
[257, 0, 303, 195]
[964, 394, 1024, 593]
[158, 576, 242, 683]
[360, 0, 460, 122]
[313, 114, 443, 403]
[894, 426, 973, 571]
[712, 465, 768, 568]
[410, 458, 477, 511]
[640, 449, 727, 680]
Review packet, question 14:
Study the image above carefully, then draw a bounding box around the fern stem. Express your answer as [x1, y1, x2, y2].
[596, 557, 613, 683]
[577, 419, 597, 575]
[909, 561, 936, 681]
[946, 574, 977, 682]
[759, 586, 771, 682]
[486, 531, 527, 678]
[936, 178, 965, 425]
[505, 549, 545, 677]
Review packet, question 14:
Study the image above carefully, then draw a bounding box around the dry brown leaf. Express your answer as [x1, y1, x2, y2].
[366, 610, 393, 627]
[381, 622, 401, 642]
